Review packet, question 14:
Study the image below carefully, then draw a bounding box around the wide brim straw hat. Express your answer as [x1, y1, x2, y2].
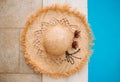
[21, 5, 93, 78]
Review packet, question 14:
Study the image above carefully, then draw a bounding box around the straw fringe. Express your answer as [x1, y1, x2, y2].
[21, 5, 94, 78]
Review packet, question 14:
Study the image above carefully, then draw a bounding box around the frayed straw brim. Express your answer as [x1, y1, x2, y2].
[21, 5, 94, 78]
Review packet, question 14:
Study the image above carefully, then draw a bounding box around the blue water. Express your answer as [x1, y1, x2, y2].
[88, 0, 120, 82]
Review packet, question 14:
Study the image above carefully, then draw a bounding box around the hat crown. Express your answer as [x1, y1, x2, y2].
[43, 24, 73, 56]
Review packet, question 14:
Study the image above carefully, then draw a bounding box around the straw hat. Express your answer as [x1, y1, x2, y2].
[21, 5, 93, 78]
